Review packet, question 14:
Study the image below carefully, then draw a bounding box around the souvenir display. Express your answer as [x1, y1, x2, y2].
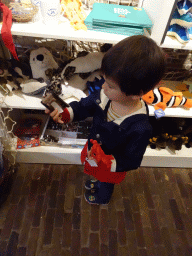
[167, 0, 192, 43]
[85, 3, 152, 35]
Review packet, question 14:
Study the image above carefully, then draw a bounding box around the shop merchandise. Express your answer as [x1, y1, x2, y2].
[167, 0, 192, 43]
[148, 117, 192, 151]
[84, 3, 152, 36]
[40, 0, 61, 26]
[14, 118, 42, 149]
[0, 57, 14, 95]
[60, 0, 87, 30]
[61, 51, 105, 79]
[142, 86, 192, 118]
[30, 47, 59, 82]
[61, 49, 111, 92]
[0, 3, 18, 60]
[41, 118, 92, 147]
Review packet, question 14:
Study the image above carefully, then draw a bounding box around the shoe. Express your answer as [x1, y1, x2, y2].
[170, 8, 192, 28]
[84, 179, 100, 190]
[84, 190, 109, 205]
[177, 0, 192, 15]
[167, 24, 190, 43]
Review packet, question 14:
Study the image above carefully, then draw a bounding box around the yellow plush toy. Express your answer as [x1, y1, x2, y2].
[61, 0, 87, 31]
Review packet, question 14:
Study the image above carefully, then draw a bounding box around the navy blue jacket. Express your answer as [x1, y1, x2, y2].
[69, 89, 152, 173]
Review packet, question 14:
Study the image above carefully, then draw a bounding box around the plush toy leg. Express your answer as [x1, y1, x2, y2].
[167, 24, 190, 43]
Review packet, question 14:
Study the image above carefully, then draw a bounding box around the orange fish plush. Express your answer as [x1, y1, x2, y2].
[142, 87, 192, 111]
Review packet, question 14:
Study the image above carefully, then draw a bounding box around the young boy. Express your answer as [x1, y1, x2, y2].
[45, 35, 166, 205]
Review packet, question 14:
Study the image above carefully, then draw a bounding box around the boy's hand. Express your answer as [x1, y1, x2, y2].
[45, 108, 64, 124]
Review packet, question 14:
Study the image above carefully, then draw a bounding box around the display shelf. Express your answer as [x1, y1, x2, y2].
[0, 18, 127, 44]
[162, 35, 192, 50]
[1, 80, 192, 118]
[10, 144, 192, 167]
[0, 91, 77, 110]
[142, 146, 192, 168]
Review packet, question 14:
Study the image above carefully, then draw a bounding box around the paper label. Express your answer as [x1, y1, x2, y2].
[86, 158, 98, 167]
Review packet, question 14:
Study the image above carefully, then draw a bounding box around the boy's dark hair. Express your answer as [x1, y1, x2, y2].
[101, 35, 166, 96]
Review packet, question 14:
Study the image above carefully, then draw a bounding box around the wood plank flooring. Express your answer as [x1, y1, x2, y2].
[0, 163, 192, 256]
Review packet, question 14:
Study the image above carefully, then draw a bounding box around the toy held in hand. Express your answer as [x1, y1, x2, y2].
[89, 139, 114, 169]
[41, 91, 69, 113]
[142, 86, 192, 111]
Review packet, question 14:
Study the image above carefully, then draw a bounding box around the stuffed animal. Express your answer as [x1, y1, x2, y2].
[20, 80, 47, 95]
[60, 0, 87, 31]
[149, 133, 169, 149]
[60, 44, 112, 92]
[7, 57, 33, 90]
[30, 47, 59, 82]
[148, 117, 170, 149]
[142, 87, 192, 111]
[61, 51, 105, 81]
[167, 135, 188, 151]
[167, 0, 192, 43]
[0, 57, 16, 95]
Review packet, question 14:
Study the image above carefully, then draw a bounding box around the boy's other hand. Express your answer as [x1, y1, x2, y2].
[45, 108, 64, 124]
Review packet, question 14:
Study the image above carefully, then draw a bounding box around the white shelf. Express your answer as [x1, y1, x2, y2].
[0, 91, 45, 110]
[3, 16, 191, 49]
[142, 146, 192, 168]
[14, 145, 82, 164]
[11, 144, 192, 167]
[1, 80, 192, 118]
[0, 18, 127, 44]
[162, 35, 192, 50]
[0, 90, 76, 110]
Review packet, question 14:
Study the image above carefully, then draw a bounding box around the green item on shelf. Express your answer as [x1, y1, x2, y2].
[91, 3, 152, 28]
[85, 10, 144, 36]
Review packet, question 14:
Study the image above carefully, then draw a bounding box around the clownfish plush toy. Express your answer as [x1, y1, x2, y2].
[142, 87, 192, 111]
[142, 87, 192, 119]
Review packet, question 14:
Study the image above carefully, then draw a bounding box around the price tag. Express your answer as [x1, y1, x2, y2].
[154, 109, 165, 119]
[86, 158, 98, 167]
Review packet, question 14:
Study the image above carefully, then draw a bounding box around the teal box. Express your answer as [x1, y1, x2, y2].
[91, 3, 152, 28]
[84, 9, 145, 36]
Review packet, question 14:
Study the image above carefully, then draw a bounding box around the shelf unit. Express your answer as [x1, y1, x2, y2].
[2, 79, 192, 167]
[1, 0, 192, 167]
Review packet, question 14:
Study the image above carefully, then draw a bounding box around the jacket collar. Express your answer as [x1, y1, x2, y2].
[98, 89, 147, 125]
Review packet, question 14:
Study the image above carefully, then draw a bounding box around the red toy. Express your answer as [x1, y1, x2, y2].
[0, 3, 18, 60]
[89, 139, 114, 168]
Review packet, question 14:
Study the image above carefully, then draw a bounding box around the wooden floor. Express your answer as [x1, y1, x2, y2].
[0, 163, 192, 256]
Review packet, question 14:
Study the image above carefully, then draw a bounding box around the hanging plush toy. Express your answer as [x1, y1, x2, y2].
[142, 87, 192, 118]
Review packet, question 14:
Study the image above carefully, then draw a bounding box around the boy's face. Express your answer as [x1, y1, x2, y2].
[102, 76, 131, 103]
